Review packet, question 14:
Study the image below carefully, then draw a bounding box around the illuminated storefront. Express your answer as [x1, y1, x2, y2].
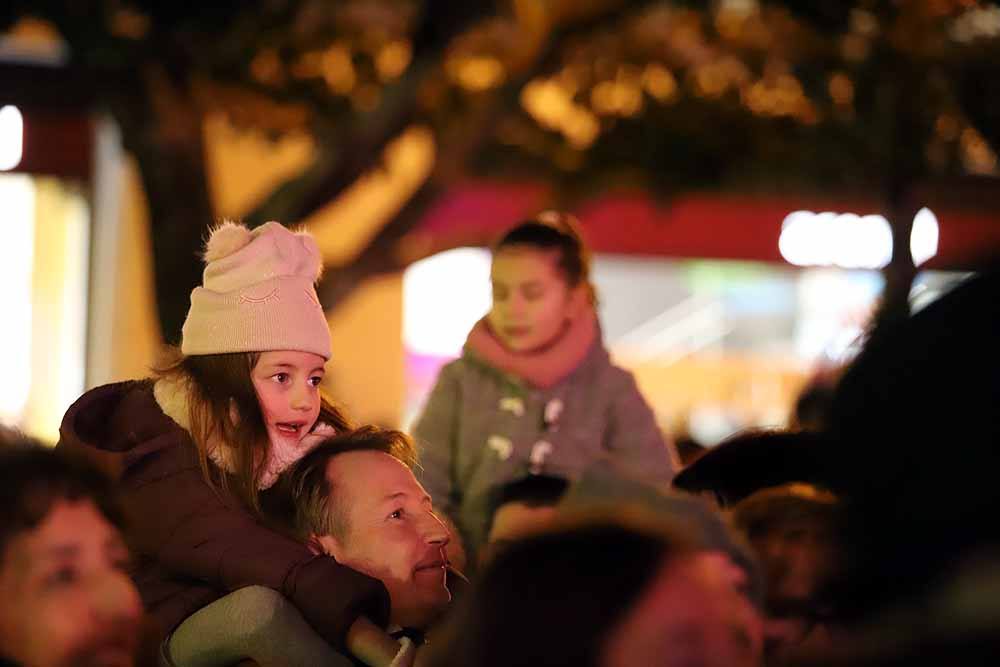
[401, 187, 987, 445]
[1, 102, 94, 442]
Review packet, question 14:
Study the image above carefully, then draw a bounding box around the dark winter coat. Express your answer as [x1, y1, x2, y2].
[58, 380, 390, 649]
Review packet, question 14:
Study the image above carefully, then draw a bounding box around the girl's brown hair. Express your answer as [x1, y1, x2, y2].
[155, 346, 351, 515]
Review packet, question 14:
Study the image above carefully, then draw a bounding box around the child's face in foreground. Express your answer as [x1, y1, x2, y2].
[252, 350, 326, 458]
[488, 246, 576, 352]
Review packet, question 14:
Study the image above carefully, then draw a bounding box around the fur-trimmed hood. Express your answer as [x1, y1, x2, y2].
[58, 379, 186, 481]
[58, 378, 334, 490]
[152, 374, 335, 489]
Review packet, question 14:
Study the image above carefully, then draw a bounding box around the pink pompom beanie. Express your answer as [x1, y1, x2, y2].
[180, 221, 331, 360]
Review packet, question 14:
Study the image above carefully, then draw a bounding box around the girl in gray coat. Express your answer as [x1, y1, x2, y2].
[413, 212, 678, 561]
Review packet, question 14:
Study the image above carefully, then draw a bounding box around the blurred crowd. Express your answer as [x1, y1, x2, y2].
[2, 214, 999, 667]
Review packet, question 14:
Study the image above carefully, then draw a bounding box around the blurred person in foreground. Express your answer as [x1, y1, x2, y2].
[478, 464, 762, 591]
[799, 264, 1000, 665]
[730, 483, 840, 661]
[790, 383, 836, 433]
[0, 437, 143, 667]
[671, 430, 843, 662]
[478, 474, 570, 566]
[285, 427, 460, 662]
[429, 514, 761, 667]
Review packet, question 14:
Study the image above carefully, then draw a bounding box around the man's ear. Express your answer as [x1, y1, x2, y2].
[310, 533, 344, 559]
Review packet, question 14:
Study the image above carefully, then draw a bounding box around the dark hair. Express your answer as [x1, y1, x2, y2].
[793, 383, 836, 432]
[674, 435, 708, 467]
[287, 426, 418, 541]
[431, 519, 691, 667]
[486, 474, 569, 534]
[673, 429, 829, 507]
[0, 443, 125, 565]
[155, 346, 351, 515]
[731, 483, 838, 538]
[820, 262, 1000, 619]
[495, 212, 596, 304]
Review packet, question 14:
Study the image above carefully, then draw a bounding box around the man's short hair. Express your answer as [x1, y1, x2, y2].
[0, 437, 125, 565]
[289, 426, 418, 542]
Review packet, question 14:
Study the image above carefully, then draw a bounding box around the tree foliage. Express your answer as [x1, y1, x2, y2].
[3, 0, 998, 340]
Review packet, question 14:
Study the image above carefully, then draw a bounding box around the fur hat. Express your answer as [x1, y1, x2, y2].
[181, 221, 331, 359]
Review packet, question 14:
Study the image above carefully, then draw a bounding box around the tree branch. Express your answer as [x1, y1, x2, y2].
[316, 178, 443, 311]
[314, 0, 661, 310]
[241, 1, 501, 227]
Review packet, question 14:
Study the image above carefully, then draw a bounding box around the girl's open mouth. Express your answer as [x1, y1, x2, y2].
[276, 422, 304, 436]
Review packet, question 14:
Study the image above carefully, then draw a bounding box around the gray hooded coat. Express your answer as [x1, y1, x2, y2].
[412, 320, 677, 554]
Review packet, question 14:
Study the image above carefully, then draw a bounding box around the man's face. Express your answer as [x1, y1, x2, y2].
[0, 499, 142, 667]
[750, 518, 835, 604]
[316, 451, 451, 629]
[601, 552, 763, 667]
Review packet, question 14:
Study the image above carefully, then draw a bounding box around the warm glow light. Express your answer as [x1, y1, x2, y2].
[960, 126, 998, 174]
[828, 72, 854, 106]
[21, 180, 90, 441]
[562, 109, 600, 148]
[910, 207, 939, 267]
[951, 6, 1000, 42]
[521, 78, 600, 148]
[0, 106, 24, 171]
[0, 174, 34, 422]
[403, 248, 492, 357]
[642, 64, 678, 103]
[591, 79, 643, 117]
[377, 41, 412, 81]
[781, 208, 941, 269]
[521, 79, 575, 129]
[779, 210, 893, 269]
[322, 44, 356, 94]
[447, 55, 505, 91]
[742, 74, 812, 121]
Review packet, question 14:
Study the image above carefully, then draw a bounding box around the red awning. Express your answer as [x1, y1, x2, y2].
[409, 180, 1000, 269]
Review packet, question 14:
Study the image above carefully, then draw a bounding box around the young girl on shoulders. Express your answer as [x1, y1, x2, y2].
[61, 222, 412, 666]
[413, 212, 678, 561]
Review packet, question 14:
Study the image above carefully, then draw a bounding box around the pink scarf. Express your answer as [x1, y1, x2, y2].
[465, 299, 598, 389]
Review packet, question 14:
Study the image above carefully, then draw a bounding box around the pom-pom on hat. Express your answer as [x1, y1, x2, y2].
[181, 221, 331, 360]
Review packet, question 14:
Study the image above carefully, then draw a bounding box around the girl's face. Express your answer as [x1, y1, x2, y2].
[487, 246, 577, 352]
[251, 350, 325, 457]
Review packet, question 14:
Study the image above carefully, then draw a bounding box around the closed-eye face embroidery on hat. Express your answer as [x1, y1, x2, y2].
[181, 221, 331, 359]
[238, 286, 280, 304]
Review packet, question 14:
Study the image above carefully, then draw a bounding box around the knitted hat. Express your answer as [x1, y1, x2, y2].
[181, 221, 331, 359]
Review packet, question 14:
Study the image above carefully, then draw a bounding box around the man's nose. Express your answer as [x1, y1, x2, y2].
[424, 513, 451, 547]
[91, 571, 142, 625]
